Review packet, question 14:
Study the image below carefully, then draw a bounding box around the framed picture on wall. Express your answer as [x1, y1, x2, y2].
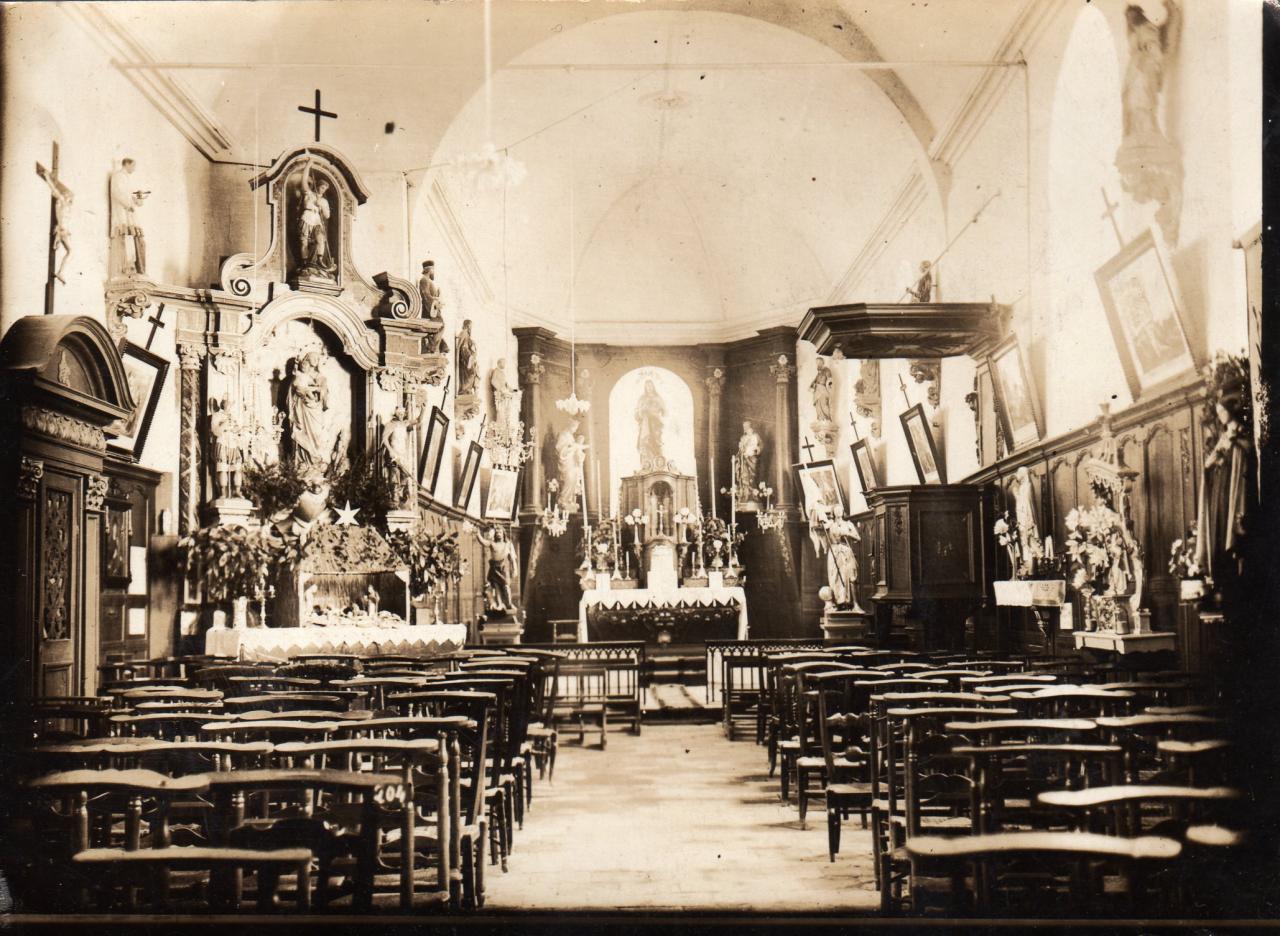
[103, 504, 132, 588]
[900, 403, 945, 484]
[1095, 227, 1198, 398]
[455, 440, 483, 510]
[988, 335, 1044, 452]
[419, 406, 450, 494]
[484, 465, 520, 521]
[107, 342, 169, 460]
[796, 459, 845, 516]
[849, 438, 880, 494]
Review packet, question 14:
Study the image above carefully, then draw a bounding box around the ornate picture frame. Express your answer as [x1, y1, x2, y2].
[455, 439, 483, 510]
[484, 465, 521, 521]
[900, 403, 945, 484]
[849, 438, 880, 494]
[1094, 227, 1198, 399]
[988, 335, 1044, 452]
[419, 405, 450, 495]
[796, 459, 845, 516]
[107, 342, 168, 461]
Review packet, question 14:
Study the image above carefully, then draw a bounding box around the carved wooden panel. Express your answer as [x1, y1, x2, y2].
[918, 508, 975, 586]
[42, 488, 73, 642]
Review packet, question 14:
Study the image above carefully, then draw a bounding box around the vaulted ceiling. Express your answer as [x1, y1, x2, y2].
[103, 0, 1032, 342]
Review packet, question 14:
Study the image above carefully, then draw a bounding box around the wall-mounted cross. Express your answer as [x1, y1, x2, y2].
[849, 411, 861, 443]
[801, 436, 817, 462]
[1100, 187, 1124, 248]
[298, 89, 337, 143]
[144, 303, 167, 350]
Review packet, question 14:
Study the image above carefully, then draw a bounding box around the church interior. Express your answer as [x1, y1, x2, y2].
[0, 0, 1274, 924]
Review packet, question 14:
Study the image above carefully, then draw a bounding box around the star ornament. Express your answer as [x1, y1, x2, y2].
[334, 501, 361, 527]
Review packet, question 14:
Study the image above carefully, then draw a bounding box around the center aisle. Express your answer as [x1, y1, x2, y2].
[485, 723, 880, 912]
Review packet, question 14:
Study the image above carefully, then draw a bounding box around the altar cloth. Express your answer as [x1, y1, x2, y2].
[578, 586, 748, 642]
[205, 623, 467, 662]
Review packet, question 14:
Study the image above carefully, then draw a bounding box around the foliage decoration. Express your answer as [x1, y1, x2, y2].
[179, 523, 301, 604]
[387, 527, 462, 599]
[241, 458, 308, 520]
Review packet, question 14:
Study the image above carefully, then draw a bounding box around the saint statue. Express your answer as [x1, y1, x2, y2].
[1195, 387, 1255, 587]
[209, 397, 244, 500]
[635, 378, 667, 468]
[297, 154, 336, 277]
[479, 525, 517, 612]
[737, 420, 762, 499]
[1121, 3, 1177, 144]
[456, 319, 479, 397]
[1012, 465, 1043, 571]
[287, 350, 332, 469]
[418, 260, 443, 319]
[109, 158, 148, 276]
[555, 419, 587, 511]
[827, 537, 860, 610]
[380, 407, 417, 508]
[810, 358, 834, 423]
[490, 358, 516, 429]
[907, 260, 933, 302]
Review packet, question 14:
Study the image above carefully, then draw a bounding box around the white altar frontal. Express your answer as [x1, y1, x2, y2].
[206, 622, 467, 662]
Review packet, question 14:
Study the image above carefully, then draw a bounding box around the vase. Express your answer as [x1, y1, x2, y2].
[231, 595, 250, 630]
[1180, 579, 1205, 601]
[1078, 585, 1096, 631]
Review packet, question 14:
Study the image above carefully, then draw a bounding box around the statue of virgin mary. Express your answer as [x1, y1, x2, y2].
[635, 379, 667, 469]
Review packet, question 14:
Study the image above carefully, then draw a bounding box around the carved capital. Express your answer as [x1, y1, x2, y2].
[770, 354, 796, 384]
[519, 354, 546, 388]
[85, 473, 109, 513]
[104, 277, 153, 340]
[17, 457, 44, 501]
[177, 343, 206, 371]
[210, 347, 244, 376]
[705, 367, 726, 399]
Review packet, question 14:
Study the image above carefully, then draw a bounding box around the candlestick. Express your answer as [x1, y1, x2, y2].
[594, 459, 602, 518]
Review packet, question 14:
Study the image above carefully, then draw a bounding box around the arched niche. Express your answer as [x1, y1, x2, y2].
[607, 365, 696, 514]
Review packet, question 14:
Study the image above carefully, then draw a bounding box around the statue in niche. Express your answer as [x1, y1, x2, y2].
[855, 359, 882, 436]
[736, 420, 762, 500]
[479, 525, 517, 612]
[1012, 466, 1043, 570]
[490, 358, 516, 429]
[287, 350, 333, 470]
[380, 407, 417, 508]
[297, 154, 336, 277]
[635, 378, 667, 468]
[456, 319, 479, 397]
[810, 358, 834, 423]
[906, 260, 933, 302]
[555, 418, 587, 511]
[418, 260, 443, 319]
[109, 157, 149, 276]
[209, 397, 245, 500]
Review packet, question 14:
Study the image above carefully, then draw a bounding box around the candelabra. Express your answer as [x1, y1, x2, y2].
[756, 481, 785, 531]
[482, 417, 535, 468]
[555, 393, 591, 418]
[540, 479, 569, 536]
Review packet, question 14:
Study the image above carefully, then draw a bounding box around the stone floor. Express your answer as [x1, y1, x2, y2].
[485, 722, 880, 912]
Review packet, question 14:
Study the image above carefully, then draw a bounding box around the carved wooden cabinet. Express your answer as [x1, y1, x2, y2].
[863, 484, 992, 650]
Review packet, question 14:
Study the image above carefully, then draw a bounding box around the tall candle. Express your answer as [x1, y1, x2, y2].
[594, 459, 602, 518]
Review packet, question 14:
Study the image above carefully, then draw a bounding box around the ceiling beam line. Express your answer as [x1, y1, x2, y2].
[113, 60, 1025, 72]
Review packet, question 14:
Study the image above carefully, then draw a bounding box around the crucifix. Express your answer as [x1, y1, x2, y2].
[849, 412, 861, 443]
[36, 143, 73, 315]
[800, 436, 817, 463]
[1100, 187, 1125, 247]
[898, 373, 911, 408]
[143, 303, 167, 350]
[298, 89, 338, 143]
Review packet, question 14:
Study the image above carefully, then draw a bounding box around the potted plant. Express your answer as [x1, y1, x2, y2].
[1064, 504, 1141, 633]
[1169, 525, 1204, 601]
[179, 523, 300, 628]
[388, 527, 461, 624]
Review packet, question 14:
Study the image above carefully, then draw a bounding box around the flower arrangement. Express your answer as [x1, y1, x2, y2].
[387, 527, 461, 599]
[1064, 504, 1138, 594]
[179, 523, 301, 604]
[1168, 525, 1201, 580]
[588, 518, 618, 572]
[1201, 351, 1251, 444]
[701, 514, 744, 569]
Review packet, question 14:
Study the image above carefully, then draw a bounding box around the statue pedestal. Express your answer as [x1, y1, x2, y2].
[822, 608, 874, 646]
[210, 497, 255, 526]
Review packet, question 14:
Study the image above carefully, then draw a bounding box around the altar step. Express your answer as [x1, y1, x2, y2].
[643, 682, 717, 722]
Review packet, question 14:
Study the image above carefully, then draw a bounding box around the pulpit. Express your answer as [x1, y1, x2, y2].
[864, 484, 991, 650]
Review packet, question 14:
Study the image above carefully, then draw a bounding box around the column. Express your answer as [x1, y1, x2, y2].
[518, 352, 546, 513]
[705, 366, 725, 517]
[177, 343, 205, 535]
[770, 353, 798, 510]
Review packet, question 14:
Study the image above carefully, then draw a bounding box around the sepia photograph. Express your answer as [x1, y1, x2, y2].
[0, 0, 1273, 930]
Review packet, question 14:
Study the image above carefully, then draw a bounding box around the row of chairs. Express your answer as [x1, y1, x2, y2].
[12, 647, 572, 914]
[723, 644, 1241, 916]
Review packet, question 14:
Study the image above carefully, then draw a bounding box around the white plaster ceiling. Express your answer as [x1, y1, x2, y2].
[102, 0, 1031, 342]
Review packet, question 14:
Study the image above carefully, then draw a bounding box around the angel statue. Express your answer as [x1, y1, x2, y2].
[297, 153, 336, 277]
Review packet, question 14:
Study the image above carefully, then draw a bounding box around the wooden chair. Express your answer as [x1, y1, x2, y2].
[222, 693, 351, 715]
[111, 711, 237, 741]
[905, 830, 1182, 916]
[722, 654, 767, 742]
[1037, 784, 1242, 838]
[812, 672, 873, 859]
[1155, 738, 1231, 786]
[550, 662, 609, 749]
[1094, 713, 1228, 783]
[1010, 685, 1136, 719]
